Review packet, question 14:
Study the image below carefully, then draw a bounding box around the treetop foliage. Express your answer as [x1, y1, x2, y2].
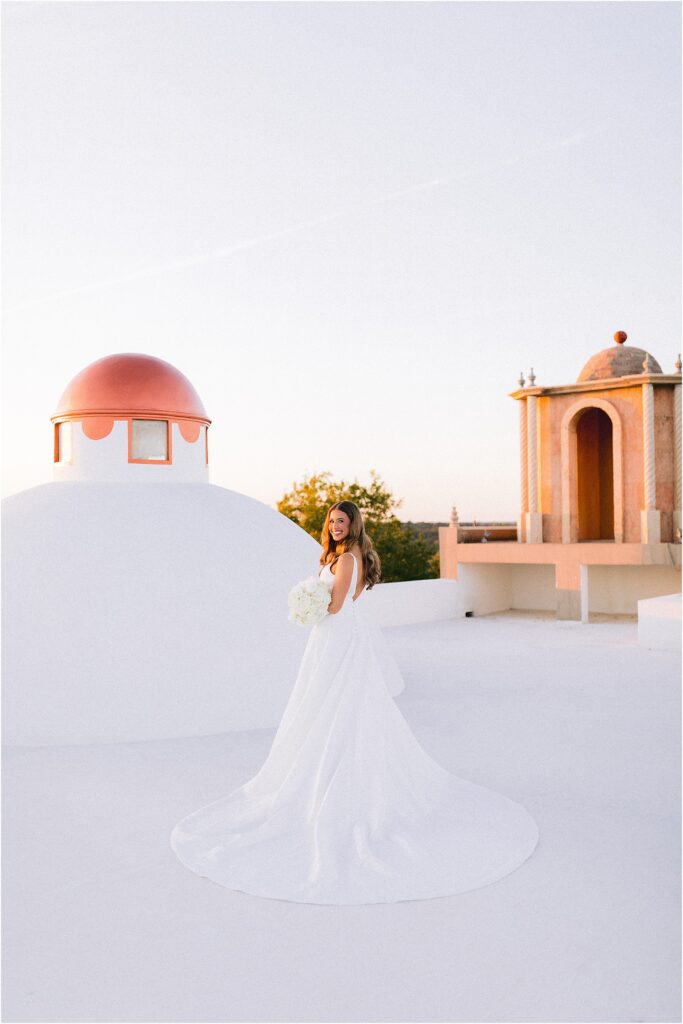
[277, 470, 438, 582]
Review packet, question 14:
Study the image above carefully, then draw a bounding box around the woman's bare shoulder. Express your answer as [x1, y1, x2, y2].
[345, 549, 363, 573]
[331, 549, 362, 577]
[329, 551, 351, 575]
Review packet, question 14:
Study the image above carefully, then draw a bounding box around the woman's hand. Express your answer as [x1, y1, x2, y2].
[327, 552, 354, 614]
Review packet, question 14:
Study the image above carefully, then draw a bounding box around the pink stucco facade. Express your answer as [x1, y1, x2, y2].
[532, 382, 677, 545]
[440, 343, 682, 620]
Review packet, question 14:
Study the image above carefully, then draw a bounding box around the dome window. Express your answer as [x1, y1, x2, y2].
[129, 419, 170, 463]
[54, 421, 72, 463]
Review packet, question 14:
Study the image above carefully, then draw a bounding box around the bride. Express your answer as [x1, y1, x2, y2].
[170, 500, 539, 905]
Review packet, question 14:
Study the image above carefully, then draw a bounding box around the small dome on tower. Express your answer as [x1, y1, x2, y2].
[52, 353, 210, 423]
[577, 332, 662, 382]
[50, 353, 211, 484]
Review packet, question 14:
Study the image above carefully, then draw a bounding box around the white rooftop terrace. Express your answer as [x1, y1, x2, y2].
[3, 611, 680, 1024]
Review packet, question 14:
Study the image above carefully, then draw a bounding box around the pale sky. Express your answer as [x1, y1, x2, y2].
[2, 0, 680, 521]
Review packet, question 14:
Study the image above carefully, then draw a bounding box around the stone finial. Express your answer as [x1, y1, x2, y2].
[450, 505, 459, 526]
[528, 367, 536, 385]
[518, 371, 526, 388]
[642, 352, 657, 373]
[614, 331, 628, 345]
[675, 353, 682, 373]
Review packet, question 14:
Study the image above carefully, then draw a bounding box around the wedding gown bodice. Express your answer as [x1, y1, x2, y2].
[171, 553, 539, 905]
[318, 553, 361, 608]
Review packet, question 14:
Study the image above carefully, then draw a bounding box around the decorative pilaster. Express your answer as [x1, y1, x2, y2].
[524, 391, 543, 543]
[640, 380, 661, 543]
[518, 397, 528, 542]
[674, 381, 681, 541]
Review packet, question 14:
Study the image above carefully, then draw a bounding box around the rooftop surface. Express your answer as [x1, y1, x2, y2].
[3, 612, 680, 1023]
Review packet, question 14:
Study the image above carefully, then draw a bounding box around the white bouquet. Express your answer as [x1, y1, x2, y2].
[287, 575, 332, 626]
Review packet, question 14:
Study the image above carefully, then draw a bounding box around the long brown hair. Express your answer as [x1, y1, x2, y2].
[320, 500, 381, 590]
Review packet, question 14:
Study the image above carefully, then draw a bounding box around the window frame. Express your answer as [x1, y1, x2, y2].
[53, 421, 73, 464]
[127, 417, 172, 465]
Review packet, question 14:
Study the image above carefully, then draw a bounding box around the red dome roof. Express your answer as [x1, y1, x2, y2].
[52, 354, 210, 423]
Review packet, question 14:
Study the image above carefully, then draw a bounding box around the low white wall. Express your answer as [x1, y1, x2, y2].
[361, 579, 461, 627]
[588, 565, 681, 614]
[637, 592, 682, 652]
[362, 563, 549, 625]
[386, 563, 682, 624]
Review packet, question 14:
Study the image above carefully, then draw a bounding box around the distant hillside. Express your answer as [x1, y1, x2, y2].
[403, 520, 517, 551]
[402, 521, 448, 551]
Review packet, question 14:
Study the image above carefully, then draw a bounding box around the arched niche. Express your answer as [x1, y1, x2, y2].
[561, 397, 624, 544]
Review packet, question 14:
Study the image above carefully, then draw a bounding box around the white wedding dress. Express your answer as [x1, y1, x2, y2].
[170, 556, 539, 904]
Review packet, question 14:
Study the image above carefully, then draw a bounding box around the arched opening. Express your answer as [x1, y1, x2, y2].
[576, 407, 614, 540]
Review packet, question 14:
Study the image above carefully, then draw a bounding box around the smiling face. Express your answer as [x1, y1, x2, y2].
[328, 508, 351, 544]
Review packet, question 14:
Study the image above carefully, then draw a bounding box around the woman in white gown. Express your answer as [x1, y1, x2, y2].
[170, 501, 539, 905]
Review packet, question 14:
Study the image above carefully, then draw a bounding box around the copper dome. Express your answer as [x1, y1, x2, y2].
[52, 353, 210, 423]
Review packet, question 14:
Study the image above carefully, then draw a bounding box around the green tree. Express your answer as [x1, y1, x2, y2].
[277, 470, 438, 582]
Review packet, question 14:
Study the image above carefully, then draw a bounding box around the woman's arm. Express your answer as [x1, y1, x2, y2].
[327, 552, 354, 614]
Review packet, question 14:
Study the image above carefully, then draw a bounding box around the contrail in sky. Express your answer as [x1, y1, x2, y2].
[2, 121, 614, 316]
[2, 209, 350, 315]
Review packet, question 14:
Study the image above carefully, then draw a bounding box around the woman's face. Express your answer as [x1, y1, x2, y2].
[328, 508, 351, 543]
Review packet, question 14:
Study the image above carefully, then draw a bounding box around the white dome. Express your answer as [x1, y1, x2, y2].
[2, 482, 320, 745]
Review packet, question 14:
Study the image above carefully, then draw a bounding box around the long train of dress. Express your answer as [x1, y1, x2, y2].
[170, 556, 539, 904]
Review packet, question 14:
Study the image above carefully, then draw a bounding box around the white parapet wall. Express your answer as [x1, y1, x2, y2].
[363, 566, 553, 627]
[637, 592, 682, 653]
[366, 564, 683, 629]
[362, 579, 462, 628]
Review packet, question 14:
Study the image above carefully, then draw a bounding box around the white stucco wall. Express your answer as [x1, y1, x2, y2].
[448, 563, 514, 616]
[361, 579, 461, 628]
[587, 565, 682, 614]
[360, 564, 557, 625]
[637, 592, 682, 652]
[53, 419, 209, 483]
[2, 483, 314, 745]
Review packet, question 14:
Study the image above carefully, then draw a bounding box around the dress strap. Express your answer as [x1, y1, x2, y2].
[319, 553, 359, 584]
